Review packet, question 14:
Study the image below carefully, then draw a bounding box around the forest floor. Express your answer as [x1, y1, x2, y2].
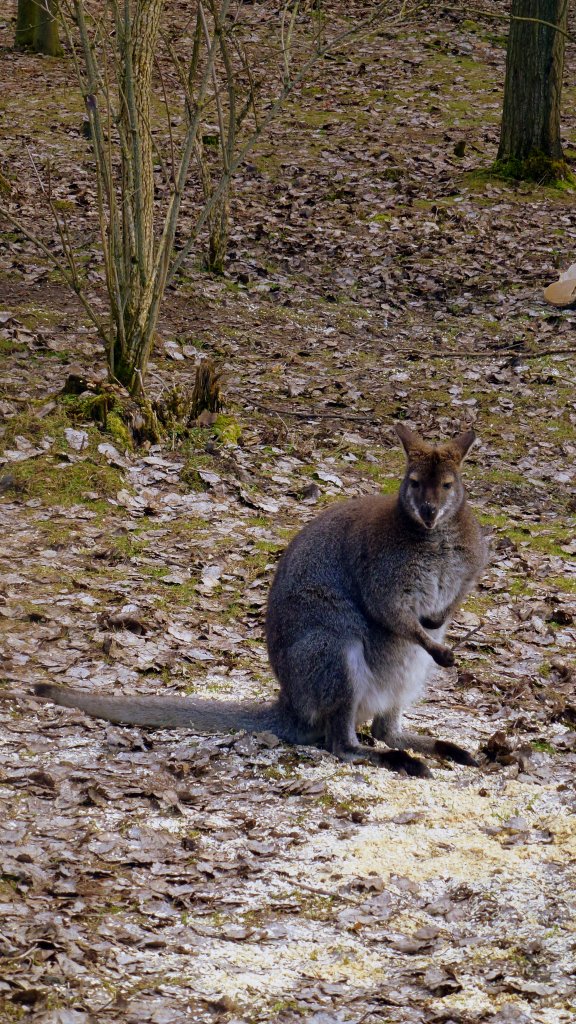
[0, 2, 575, 1023]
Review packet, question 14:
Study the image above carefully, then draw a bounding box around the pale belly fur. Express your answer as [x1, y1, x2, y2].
[346, 625, 447, 728]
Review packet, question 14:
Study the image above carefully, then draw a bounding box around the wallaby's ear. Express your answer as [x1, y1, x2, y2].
[395, 422, 424, 457]
[451, 428, 476, 462]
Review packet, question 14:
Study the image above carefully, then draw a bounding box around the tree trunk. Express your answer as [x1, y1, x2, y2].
[497, 0, 567, 172]
[206, 192, 230, 275]
[15, 0, 62, 55]
[116, 0, 164, 392]
[130, 0, 163, 282]
[15, 0, 36, 48]
[120, 0, 163, 291]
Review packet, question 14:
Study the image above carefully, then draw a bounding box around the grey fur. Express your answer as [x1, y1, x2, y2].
[34, 426, 489, 775]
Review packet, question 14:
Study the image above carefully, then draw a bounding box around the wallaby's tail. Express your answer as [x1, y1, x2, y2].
[33, 683, 286, 735]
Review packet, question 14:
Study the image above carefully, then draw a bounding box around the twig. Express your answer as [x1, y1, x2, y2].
[209, 0, 237, 179]
[154, 54, 176, 185]
[248, 401, 377, 422]
[0, 204, 108, 342]
[11, 0, 425, 397]
[169, 0, 424, 281]
[27, 146, 82, 294]
[135, 0, 234, 375]
[281, 0, 299, 86]
[274, 870, 359, 904]
[2, 943, 39, 962]
[452, 621, 485, 652]
[122, 0, 146, 287]
[198, 2, 229, 174]
[439, 3, 576, 43]
[353, 1011, 380, 1024]
[392, 345, 576, 360]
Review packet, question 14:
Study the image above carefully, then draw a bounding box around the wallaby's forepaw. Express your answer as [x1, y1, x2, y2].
[431, 645, 455, 668]
[34, 683, 59, 699]
[378, 749, 432, 778]
[420, 613, 446, 630]
[434, 740, 478, 766]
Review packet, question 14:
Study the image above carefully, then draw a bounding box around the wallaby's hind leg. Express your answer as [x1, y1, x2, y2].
[371, 709, 478, 767]
[280, 632, 431, 776]
[317, 643, 430, 777]
[324, 713, 431, 777]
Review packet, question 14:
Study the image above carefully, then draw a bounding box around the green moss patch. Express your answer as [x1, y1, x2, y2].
[492, 152, 572, 186]
[0, 402, 125, 507]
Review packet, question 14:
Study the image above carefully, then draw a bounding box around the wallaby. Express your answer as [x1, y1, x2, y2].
[34, 424, 489, 777]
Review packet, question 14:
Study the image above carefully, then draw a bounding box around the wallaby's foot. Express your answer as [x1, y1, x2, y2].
[370, 717, 477, 768]
[333, 743, 431, 777]
[430, 644, 455, 668]
[378, 748, 431, 777]
[434, 739, 478, 766]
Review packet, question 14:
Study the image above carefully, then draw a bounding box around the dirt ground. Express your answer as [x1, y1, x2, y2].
[0, 2, 575, 1023]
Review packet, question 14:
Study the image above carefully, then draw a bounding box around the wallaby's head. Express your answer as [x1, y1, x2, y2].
[395, 424, 476, 531]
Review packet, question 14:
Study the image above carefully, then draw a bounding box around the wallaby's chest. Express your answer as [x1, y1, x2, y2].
[386, 539, 468, 614]
[411, 555, 462, 614]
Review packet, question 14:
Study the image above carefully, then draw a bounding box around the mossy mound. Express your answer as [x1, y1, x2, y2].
[492, 151, 572, 185]
[0, 402, 124, 509]
[62, 376, 161, 447]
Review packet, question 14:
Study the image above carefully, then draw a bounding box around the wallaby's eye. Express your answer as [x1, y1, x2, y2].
[443, 481, 453, 490]
[409, 478, 419, 488]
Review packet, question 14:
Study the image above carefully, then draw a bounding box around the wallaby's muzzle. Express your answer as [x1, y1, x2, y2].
[419, 502, 438, 528]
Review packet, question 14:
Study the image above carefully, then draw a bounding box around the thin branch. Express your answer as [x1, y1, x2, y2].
[209, 0, 237, 173]
[169, 0, 421, 281]
[0, 204, 109, 343]
[273, 870, 359, 904]
[451, 621, 485, 651]
[198, 1, 229, 174]
[100, 37, 127, 360]
[394, 344, 576, 360]
[26, 147, 82, 293]
[247, 401, 379, 422]
[122, 0, 147, 286]
[233, 35, 260, 132]
[280, 0, 299, 86]
[187, 3, 204, 113]
[154, 54, 176, 185]
[74, 0, 126, 299]
[131, 0, 234, 375]
[439, 4, 576, 43]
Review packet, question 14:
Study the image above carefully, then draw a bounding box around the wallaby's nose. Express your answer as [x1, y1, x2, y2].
[420, 503, 437, 526]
